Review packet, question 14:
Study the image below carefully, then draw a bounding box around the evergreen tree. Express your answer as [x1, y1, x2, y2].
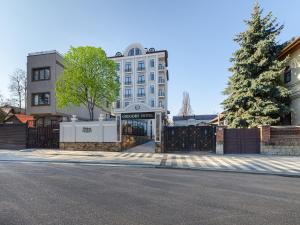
[222, 3, 290, 128]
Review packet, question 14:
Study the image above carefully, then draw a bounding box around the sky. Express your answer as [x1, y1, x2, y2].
[0, 0, 299, 117]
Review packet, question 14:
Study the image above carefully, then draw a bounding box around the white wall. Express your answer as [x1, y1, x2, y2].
[60, 120, 117, 143]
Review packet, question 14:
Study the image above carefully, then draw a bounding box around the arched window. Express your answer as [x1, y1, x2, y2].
[128, 48, 135, 56]
[135, 48, 142, 55]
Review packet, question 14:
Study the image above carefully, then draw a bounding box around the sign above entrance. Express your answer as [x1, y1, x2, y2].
[121, 112, 155, 120]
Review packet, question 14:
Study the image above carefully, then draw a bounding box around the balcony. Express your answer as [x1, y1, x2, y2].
[158, 92, 165, 97]
[137, 67, 145, 72]
[125, 68, 132, 73]
[124, 94, 132, 98]
[158, 78, 165, 84]
[124, 81, 132, 85]
[137, 80, 145, 84]
[137, 93, 145, 97]
[158, 64, 165, 70]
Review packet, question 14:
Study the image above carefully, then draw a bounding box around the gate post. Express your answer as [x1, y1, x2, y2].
[216, 126, 226, 155]
[154, 112, 162, 153]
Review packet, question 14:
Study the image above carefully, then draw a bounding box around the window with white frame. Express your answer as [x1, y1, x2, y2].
[124, 88, 132, 98]
[150, 85, 155, 94]
[150, 59, 155, 68]
[137, 88, 145, 97]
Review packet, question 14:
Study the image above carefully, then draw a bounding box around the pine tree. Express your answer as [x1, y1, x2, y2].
[222, 3, 290, 128]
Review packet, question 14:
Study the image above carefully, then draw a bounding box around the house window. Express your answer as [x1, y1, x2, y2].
[128, 48, 135, 56]
[137, 61, 145, 71]
[124, 102, 130, 107]
[151, 99, 155, 107]
[158, 89, 165, 96]
[116, 63, 120, 71]
[150, 85, 155, 94]
[150, 72, 155, 81]
[124, 88, 132, 98]
[284, 66, 291, 83]
[137, 88, 145, 97]
[125, 76, 132, 85]
[116, 100, 120, 108]
[135, 48, 142, 55]
[150, 59, 155, 68]
[32, 93, 50, 106]
[159, 100, 163, 107]
[32, 67, 50, 81]
[137, 74, 145, 84]
[125, 63, 132, 72]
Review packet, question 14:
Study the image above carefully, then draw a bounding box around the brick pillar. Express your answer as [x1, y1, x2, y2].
[216, 126, 226, 155]
[260, 125, 271, 144]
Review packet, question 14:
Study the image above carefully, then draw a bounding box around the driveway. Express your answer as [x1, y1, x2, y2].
[0, 163, 299, 225]
[125, 140, 155, 153]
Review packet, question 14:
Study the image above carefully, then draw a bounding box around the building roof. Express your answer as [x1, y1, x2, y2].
[173, 115, 217, 121]
[0, 105, 25, 115]
[7, 114, 35, 124]
[209, 113, 225, 124]
[278, 36, 300, 59]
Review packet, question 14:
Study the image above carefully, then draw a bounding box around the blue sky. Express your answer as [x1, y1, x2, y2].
[0, 0, 299, 117]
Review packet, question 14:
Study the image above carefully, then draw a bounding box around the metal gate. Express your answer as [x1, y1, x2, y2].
[224, 128, 260, 154]
[27, 124, 60, 148]
[164, 126, 216, 152]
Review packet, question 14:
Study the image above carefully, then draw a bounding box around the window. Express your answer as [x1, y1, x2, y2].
[137, 74, 145, 84]
[135, 48, 142, 55]
[124, 88, 132, 98]
[116, 63, 120, 71]
[137, 88, 145, 97]
[32, 93, 50, 106]
[158, 76, 165, 83]
[128, 48, 135, 56]
[284, 66, 291, 83]
[124, 102, 130, 107]
[158, 89, 165, 96]
[150, 85, 155, 94]
[125, 76, 132, 85]
[125, 62, 132, 72]
[137, 61, 145, 71]
[116, 100, 120, 109]
[32, 67, 50, 81]
[150, 59, 155, 68]
[159, 100, 163, 107]
[150, 72, 155, 81]
[151, 99, 155, 107]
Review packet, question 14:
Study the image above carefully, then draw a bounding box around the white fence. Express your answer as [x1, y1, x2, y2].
[60, 119, 118, 143]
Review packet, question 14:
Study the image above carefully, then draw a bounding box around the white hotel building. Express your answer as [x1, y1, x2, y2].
[109, 43, 169, 138]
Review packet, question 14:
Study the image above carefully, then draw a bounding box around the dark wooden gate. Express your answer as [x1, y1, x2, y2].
[164, 126, 216, 152]
[224, 128, 260, 154]
[27, 124, 60, 148]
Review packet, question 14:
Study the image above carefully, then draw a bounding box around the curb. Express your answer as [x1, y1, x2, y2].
[0, 159, 299, 178]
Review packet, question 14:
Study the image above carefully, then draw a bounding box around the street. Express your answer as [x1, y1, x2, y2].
[0, 162, 299, 225]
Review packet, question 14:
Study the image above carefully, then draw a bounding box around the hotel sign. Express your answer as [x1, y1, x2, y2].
[121, 112, 155, 120]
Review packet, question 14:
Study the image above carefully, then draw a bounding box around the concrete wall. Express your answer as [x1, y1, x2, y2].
[60, 120, 118, 143]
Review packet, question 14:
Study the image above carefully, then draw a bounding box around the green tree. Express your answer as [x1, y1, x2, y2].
[222, 3, 290, 128]
[56, 46, 120, 120]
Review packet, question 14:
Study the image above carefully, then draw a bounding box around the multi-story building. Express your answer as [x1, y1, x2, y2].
[109, 43, 169, 112]
[109, 43, 169, 137]
[26, 50, 110, 126]
[279, 37, 300, 125]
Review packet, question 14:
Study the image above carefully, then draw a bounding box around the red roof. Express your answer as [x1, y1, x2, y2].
[14, 114, 35, 124]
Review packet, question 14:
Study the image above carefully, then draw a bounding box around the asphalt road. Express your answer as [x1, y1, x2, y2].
[0, 162, 299, 225]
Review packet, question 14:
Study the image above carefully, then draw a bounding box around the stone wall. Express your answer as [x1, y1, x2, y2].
[260, 126, 300, 156]
[121, 135, 150, 150]
[60, 142, 122, 152]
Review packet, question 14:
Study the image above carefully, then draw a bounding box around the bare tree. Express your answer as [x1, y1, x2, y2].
[8, 68, 27, 111]
[178, 91, 193, 116]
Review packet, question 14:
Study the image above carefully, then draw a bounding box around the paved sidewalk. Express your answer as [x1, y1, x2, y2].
[0, 149, 299, 176]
